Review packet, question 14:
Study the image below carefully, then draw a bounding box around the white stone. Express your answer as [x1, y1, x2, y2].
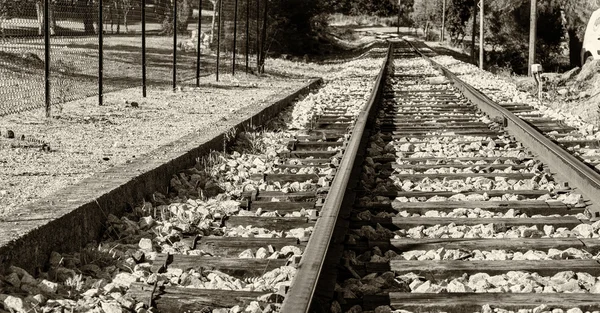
[446, 280, 470, 292]
[1, 295, 28, 313]
[590, 281, 600, 293]
[239, 249, 255, 258]
[113, 273, 138, 288]
[139, 216, 155, 229]
[101, 301, 124, 313]
[138, 238, 153, 252]
[38, 280, 58, 293]
[413, 281, 443, 293]
[82, 288, 100, 297]
[572, 224, 594, 238]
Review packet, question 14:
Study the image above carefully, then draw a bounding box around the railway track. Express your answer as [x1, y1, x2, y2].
[280, 41, 600, 313]
[4, 40, 600, 313]
[0, 46, 388, 313]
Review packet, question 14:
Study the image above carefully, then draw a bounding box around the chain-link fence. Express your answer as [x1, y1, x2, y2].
[0, 0, 268, 117]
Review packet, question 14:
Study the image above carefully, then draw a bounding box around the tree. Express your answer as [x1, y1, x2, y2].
[121, 0, 137, 32]
[483, 0, 564, 73]
[445, 0, 475, 46]
[157, 0, 193, 35]
[555, 0, 598, 66]
[266, 0, 324, 53]
[411, 0, 442, 39]
[350, 0, 397, 16]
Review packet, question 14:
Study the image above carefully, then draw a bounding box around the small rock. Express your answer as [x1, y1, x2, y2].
[139, 216, 155, 229]
[32, 294, 46, 305]
[555, 279, 582, 293]
[5, 272, 21, 288]
[49, 251, 63, 267]
[258, 293, 284, 303]
[566, 309, 583, 313]
[101, 301, 124, 313]
[255, 247, 268, 259]
[413, 281, 443, 293]
[572, 224, 594, 238]
[533, 304, 548, 313]
[591, 281, 600, 293]
[117, 296, 136, 310]
[2, 295, 28, 313]
[239, 249, 254, 258]
[346, 305, 363, 313]
[330, 301, 342, 313]
[482, 304, 493, 313]
[10, 266, 36, 286]
[103, 283, 119, 294]
[374, 306, 392, 313]
[560, 67, 580, 81]
[38, 280, 58, 293]
[245, 301, 262, 313]
[82, 288, 100, 297]
[138, 238, 153, 252]
[446, 280, 471, 292]
[113, 273, 138, 288]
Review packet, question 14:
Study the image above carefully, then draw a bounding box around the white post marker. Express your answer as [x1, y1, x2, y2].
[531, 64, 543, 100]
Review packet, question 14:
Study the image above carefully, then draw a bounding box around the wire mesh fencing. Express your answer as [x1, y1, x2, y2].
[0, 0, 267, 117]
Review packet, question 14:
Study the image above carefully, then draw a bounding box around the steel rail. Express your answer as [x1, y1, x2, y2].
[406, 39, 600, 214]
[279, 45, 393, 313]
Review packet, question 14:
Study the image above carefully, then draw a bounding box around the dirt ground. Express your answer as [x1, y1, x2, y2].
[0, 72, 311, 217]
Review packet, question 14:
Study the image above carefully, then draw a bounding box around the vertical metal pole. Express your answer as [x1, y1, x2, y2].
[441, 0, 446, 42]
[259, 0, 267, 74]
[397, 0, 400, 35]
[256, 0, 260, 72]
[471, 2, 476, 63]
[245, 0, 249, 73]
[196, 0, 202, 87]
[528, 0, 537, 76]
[99, 0, 104, 105]
[216, 0, 222, 81]
[479, 0, 484, 69]
[142, 0, 147, 97]
[44, 0, 50, 117]
[173, 0, 177, 92]
[232, 0, 238, 75]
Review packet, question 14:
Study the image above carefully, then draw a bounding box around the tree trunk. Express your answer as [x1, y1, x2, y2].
[568, 28, 582, 67]
[116, 1, 121, 34]
[36, 0, 56, 36]
[210, 0, 217, 44]
[124, 8, 129, 32]
[79, 0, 96, 34]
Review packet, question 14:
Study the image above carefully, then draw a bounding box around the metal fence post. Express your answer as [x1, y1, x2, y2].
[259, 0, 267, 74]
[44, 0, 50, 117]
[256, 0, 259, 72]
[142, 0, 147, 97]
[196, 0, 202, 87]
[232, 0, 238, 75]
[245, 0, 249, 74]
[99, 0, 104, 105]
[173, 0, 178, 92]
[216, 0, 222, 81]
